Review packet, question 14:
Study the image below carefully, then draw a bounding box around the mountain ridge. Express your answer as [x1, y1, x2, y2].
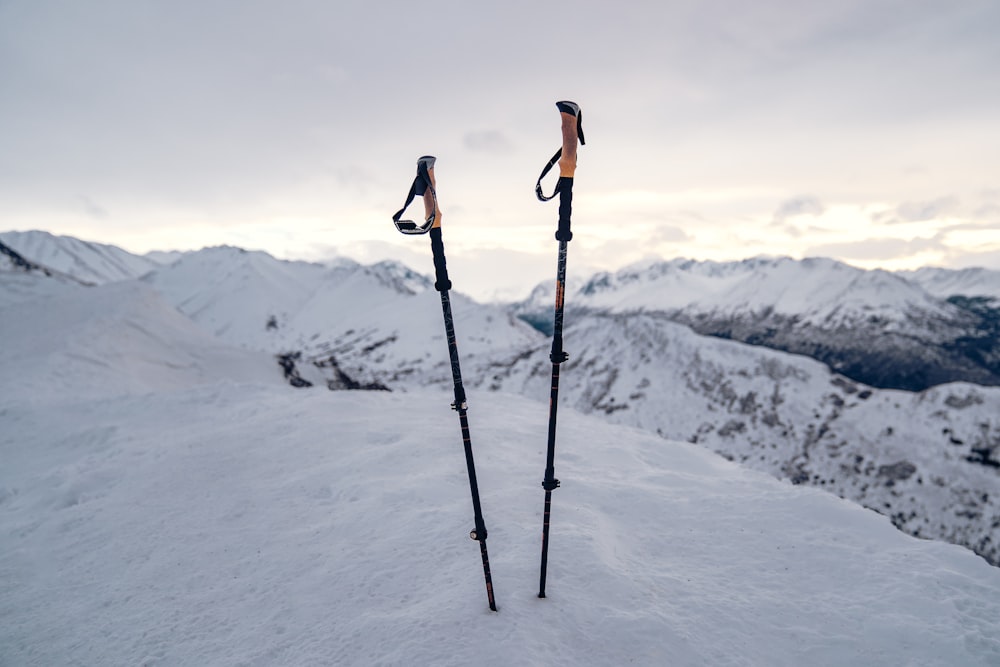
[514, 255, 1000, 391]
[0, 230, 165, 285]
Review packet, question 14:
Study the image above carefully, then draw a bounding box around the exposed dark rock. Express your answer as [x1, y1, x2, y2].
[314, 355, 390, 391]
[878, 461, 917, 483]
[0, 240, 40, 272]
[277, 352, 313, 388]
[945, 392, 984, 409]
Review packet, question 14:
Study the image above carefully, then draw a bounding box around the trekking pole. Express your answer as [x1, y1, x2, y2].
[391, 155, 497, 612]
[533, 101, 585, 598]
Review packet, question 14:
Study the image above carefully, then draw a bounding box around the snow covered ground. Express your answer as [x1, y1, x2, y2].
[3, 273, 1000, 665]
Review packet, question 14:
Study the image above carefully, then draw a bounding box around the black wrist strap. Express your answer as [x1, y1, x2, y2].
[535, 148, 564, 202]
[392, 156, 437, 234]
[534, 109, 585, 202]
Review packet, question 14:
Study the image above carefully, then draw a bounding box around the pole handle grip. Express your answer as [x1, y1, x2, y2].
[419, 156, 441, 229]
[535, 101, 584, 202]
[392, 155, 438, 235]
[558, 108, 579, 178]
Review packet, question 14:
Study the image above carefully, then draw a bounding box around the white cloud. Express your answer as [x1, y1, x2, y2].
[462, 131, 514, 155]
[893, 197, 961, 223]
[773, 196, 824, 223]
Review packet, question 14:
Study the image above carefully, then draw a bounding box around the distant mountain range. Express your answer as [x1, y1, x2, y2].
[2, 229, 998, 567]
[0, 230, 163, 285]
[512, 257, 1000, 392]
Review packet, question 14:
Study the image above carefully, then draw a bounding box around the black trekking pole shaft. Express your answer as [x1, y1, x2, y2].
[423, 167, 497, 612]
[439, 289, 496, 611]
[539, 237, 569, 598]
[538, 102, 581, 599]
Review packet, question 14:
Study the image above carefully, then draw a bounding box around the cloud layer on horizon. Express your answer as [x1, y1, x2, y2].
[1, 0, 998, 298]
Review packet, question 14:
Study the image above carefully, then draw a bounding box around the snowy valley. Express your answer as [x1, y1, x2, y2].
[3, 230, 1000, 664]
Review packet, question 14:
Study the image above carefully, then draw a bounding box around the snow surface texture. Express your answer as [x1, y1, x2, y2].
[3, 293, 1000, 664]
[2, 280, 277, 397]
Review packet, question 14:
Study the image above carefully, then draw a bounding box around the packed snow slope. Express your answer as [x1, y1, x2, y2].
[3, 296, 1000, 665]
[1, 277, 276, 397]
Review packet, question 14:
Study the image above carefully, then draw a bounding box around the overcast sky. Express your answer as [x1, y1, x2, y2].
[2, 0, 998, 300]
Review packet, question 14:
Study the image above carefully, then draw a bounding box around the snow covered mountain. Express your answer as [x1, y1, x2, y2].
[3, 279, 1000, 665]
[514, 256, 1000, 391]
[146, 248, 995, 566]
[471, 312, 1000, 566]
[0, 237, 90, 307]
[140, 245, 542, 388]
[262, 257, 998, 565]
[141, 246, 330, 347]
[0, 230, 165, 285]
[4, 231, 999, 568]
[901, 265, 1000, 303]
